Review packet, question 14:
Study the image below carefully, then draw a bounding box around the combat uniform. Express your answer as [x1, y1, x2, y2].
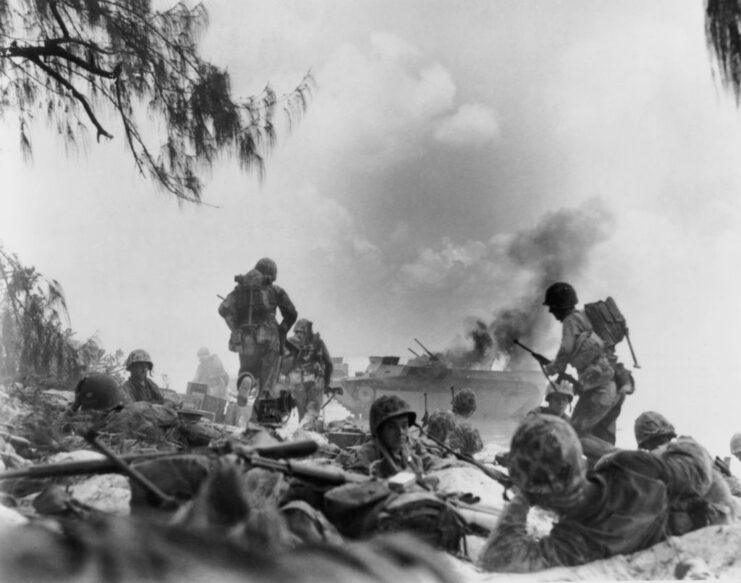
[346, 438, 436, 479]
[193, 351, 230, 399]
[121, 378, 164, 404]
[479, 416, 715, 573]
[287, 322, 333, 420]
[219, 262, 297, 397]
[543, 309, 620, 464]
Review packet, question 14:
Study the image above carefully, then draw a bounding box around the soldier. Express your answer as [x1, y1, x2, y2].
[218, 258, 297, 406]
[192, 347, 229, 400]
[634, 410, 738, 526]
[448, 389, 483, 456]
[121, 349, 165, 404]
[528, 381, 574, 421]
[285, 319, 335, 422]
[478, 414, 715, 573]
[345, 395, 438, 479]
[539, 282, 623, 465]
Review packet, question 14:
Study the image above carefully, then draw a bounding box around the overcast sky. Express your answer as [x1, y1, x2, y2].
[2, 0, 741, 454]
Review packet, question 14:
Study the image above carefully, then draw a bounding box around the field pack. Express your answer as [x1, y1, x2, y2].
[583, 297, 628, 348]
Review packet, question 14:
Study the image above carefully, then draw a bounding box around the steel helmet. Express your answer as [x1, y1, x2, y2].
[197, 347, 210, 359]
[294, 319, 313, 336]
[125, 349, 153, 371]
[545, 381, 574, 403]
[369, 395, 417, 437]
[730, 433, 741, 456]
[634, 411, 677, 450]
[255, 257, 278, 282]
[452, 388, 476, 417]
[543, 282, 578, 309]
[508, 414, 586, 506]
[426, 410, 456, 442]
[73, 373, 126, 411]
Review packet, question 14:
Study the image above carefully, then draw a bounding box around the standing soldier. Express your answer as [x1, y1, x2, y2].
[121, 349, 165, 404]
[286, 319, 335, 422]
[538, 282, 622, 465]
[192, 347, 230, 399]
[218, 258, 297, 406]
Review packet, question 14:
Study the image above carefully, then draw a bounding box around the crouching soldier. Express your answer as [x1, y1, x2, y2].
[121, 349, 164, 404]
[634, 410, 737, 531]
[344, 395, 439, 479]
[479, 414, 715, 573]
[540, 282, 623, 466]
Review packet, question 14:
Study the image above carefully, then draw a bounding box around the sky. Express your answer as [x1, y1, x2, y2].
[2, 0, 741, 456]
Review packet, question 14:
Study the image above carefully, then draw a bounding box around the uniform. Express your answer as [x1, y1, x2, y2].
[219, 260, 297, 397]
[286, 320, 333, 420]
[479, 415, 715, 573]
[121, 378, 164, 404]
[543, 309, 620, 464]
[193, 351, 230, 399]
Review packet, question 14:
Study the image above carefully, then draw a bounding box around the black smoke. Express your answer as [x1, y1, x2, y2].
[447, 199, 615, 370]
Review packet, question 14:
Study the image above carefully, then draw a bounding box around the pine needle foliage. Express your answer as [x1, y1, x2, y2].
[0, 244, 123, 385]
[706, 0, 741, 105]
[0, 1, 313, 202]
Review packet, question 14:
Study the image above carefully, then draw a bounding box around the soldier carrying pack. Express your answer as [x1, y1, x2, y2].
[583, 296, 639, 394]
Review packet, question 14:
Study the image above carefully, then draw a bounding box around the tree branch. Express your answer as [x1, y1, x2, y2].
[6, 43, 119, 79]
[27, 55, 113, 141]
[48, 1, 70, 39]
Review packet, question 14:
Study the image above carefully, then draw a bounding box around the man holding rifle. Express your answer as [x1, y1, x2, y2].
[532, 282, 625, 466]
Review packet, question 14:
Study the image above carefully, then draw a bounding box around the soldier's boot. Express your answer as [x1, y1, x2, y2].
[237, 372, 256, 407]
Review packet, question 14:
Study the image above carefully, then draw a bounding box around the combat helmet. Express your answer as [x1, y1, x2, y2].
[507, 414, 586, 507]
[452, 388, 476, 417]
[634, 411, 676, 451]
[197, 347, 210, 359]
[72, 373, 126, 412]
[369, 395, 417, 437]
[294, 319, 313, 337]
[125, 349, 153, 372]
[543, 282, 578, 309]
[255, 257, 278, 282]
[545, 381, 574, 403]
[730, 433, 741, 456]
[426, 410, 456, 442]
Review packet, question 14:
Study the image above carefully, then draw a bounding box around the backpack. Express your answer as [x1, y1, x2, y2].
[233, 269, 271, 327]
[583, 297, 628, 348]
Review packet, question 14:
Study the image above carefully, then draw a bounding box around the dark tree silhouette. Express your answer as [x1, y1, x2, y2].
[706, 0, 741, 104]
[0, 0, 313, 202]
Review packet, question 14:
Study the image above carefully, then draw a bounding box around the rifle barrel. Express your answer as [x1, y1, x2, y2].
[0, 440, 320, 481]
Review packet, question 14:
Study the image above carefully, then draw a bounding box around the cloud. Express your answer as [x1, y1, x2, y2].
[433, 103, 501, 147]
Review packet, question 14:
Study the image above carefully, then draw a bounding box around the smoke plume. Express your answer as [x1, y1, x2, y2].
[447, 199, 615, 370]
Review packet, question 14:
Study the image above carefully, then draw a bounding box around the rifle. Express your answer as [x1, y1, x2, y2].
[0, 439, 320, 481]
[415, 424, 512, 494]
[421, 392, 429, 427]
[414, 338, 439, 361]
[513, 339, 582, 391]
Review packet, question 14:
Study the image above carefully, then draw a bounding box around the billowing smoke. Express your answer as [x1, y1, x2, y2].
[443, 319, 495, 369]
[446, 199, 615, 370]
